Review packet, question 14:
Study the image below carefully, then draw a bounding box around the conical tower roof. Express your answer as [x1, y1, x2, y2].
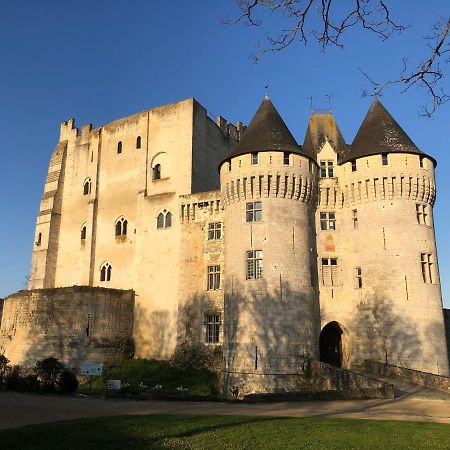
[341, 98, 435, 165]
[221, 97, 308, 166]
[303, 113, 348, 161]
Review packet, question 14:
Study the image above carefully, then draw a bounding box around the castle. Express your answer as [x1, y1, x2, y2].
[1, 96, 449, 396]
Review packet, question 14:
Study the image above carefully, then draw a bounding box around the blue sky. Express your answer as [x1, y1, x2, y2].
[0, 1, 449, 306]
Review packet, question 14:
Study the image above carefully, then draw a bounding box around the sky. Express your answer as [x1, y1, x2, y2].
[0, 1, 449, 306]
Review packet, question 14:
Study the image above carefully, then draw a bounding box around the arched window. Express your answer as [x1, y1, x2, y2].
[115, 217, 128, 236]
[80, 224, 87, 240]
[83, 178, 91, 195]
[153, 164, 161, 180]
[157, 210, 172, 229]
[157, 213, 164, 229]
[100, 262, 112, 282]
[165, 211, 172, 227]
[117, 141, 123, 154]
[136, 136, 141, 149]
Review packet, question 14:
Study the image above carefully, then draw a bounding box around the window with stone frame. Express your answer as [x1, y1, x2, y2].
[83, 178, 92, 195]
[416, 204, 428, 225]
[115, 217, 128, 236]
[320, 212, 336, 231]
[208, 222, 222, 240]
[283, 151, 291, 165]
[100, 262, 112, 282]
[321, 257, 340, 286]
[246, 250, 263, 280]
[351, 159, 357, 172]
[157, 210, 172, 229]
[251, 152, 259, 165]
[420, 253, 434, 283]
[382, 153, 389, 166]
[246, 201, 262, 222]
[80, 224, 87, 240]
[320, 160, 334, 178]
[204, 314, 221, 344]
[207, 265, 221, 290]
[355, 267, 363, 288]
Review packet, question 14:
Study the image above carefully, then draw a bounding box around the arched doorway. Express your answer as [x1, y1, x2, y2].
[319, 322, 343, 367]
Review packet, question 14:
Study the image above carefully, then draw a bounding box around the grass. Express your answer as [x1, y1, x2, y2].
[78, 359, 219, 398]
[1, 414, 449, 449]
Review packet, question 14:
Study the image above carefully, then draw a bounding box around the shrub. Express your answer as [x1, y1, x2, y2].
[112, 338, 135, 366]
[5, 365, 22, 390]
[58, 369, 78, 394]
[0, 354, 10, 386]
[34, 357, 65, 392]
[170, 341, 223, 372]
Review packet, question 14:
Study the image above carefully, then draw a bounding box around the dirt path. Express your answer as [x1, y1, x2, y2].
[0, 391, 449, 430]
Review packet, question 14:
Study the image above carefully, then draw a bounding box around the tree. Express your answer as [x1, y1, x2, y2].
[227, 1, 449, 116]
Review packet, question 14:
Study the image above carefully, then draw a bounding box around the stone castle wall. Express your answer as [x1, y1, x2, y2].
[27, 99, 239, 359]
[0, 286, 134, 368]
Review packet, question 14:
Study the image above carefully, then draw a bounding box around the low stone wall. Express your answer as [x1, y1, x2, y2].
[223, 359, 393, 400]
[0, 286, 134, 369]
[364, 360, 450, 394]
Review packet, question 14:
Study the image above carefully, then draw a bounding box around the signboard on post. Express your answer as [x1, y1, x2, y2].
[107, 380, 121, 390]
[81, 363, 103, 376]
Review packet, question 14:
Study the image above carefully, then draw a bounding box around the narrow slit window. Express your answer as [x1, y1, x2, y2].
[382, 153, 388, 166]
[136, 136, 141, 149]
[80, 225, 87, 240]
[355, 267, 363, 288]
[351, 160, 357, 172]
[153, 164, 161, 180]
[117, 141, 122, 154]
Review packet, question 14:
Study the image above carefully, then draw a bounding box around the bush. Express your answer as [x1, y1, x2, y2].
[58, 369, 78, 394]
[5, 365, 23, 391]
[0, 354, 10, 387]
[112, 339, 135, 366]
[34, 357, 65, 392]
[170, 342, 223, 372]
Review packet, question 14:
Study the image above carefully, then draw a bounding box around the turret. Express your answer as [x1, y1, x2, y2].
[316, 98, 448, 375]
[220, 97, 321, 398]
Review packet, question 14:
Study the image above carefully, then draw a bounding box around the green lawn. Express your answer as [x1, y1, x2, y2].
[1, 414, 449, 449]
[78, 358, 219, 398]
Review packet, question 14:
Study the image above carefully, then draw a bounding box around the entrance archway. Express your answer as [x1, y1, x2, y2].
[319, 322, 343, 367]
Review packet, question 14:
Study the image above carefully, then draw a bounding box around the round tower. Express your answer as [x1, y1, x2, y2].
[220, 97, 321, 398]
[328, 99, 449, 375]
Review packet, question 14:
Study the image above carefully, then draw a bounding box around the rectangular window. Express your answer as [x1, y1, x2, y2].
[320, 212, 336, 230]
[246, 250, 263, 280]
[416, 204, 428, 225]
[382, 154, 388, 166]
[205, 314, 221, 344]
[246, 201, 262, 222]
[208, 222, 222, 240]
[207, 265, 221, 290]
[321, 257, 340, 286]
[355, 267, 363, 288]
[420, 253, 433, 283]
[309, 160, 314, 173]
[351, 160, 357, 172]
[251, 152, 259, 165]
[320, 160, 334, 178]
[419, 156, 425, 168]
[283, 152, 290, 165]
[352, 209, 358, 229]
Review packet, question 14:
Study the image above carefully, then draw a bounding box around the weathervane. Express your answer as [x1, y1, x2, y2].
[265, 85, 269, 99]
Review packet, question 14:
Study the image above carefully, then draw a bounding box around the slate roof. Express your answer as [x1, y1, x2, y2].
[340, 98, 435, 165]
[303, 113, 348, 161]
[221, 97, 310, 166]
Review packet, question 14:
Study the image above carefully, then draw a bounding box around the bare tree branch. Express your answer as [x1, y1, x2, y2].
[227, 1, 448, 115]
[361, 18, 449, 117]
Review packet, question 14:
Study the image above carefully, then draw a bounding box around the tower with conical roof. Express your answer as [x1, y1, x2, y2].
[220, 97, 321, 397]
[312, 98, 448, 376]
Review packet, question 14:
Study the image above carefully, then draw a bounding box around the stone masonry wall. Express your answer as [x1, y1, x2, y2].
[444, 309, 450, 370]
[0, 286, 134, 368]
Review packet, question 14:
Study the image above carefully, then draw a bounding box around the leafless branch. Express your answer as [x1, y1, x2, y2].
[228, 0, 405, 61]
[361, 18, 449, 117]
